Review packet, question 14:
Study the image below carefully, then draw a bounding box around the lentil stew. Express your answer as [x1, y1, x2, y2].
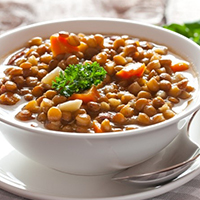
[0, 32, 196, 133]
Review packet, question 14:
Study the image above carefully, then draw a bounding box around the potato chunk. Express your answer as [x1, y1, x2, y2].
[58, 99, 82, 112]
[41, 66, 63, 85]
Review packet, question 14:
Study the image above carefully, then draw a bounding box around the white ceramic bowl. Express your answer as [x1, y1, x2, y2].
[0, 19, 200, 175]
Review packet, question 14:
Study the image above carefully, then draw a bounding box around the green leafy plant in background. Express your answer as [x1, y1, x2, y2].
[163, 20, 200, 45]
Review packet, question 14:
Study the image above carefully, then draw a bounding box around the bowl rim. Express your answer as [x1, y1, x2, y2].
[1, 17, 200, 138]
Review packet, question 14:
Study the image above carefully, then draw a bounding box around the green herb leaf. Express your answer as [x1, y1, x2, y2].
[52, 62, 107, 97]
[163, 20, 200, 45]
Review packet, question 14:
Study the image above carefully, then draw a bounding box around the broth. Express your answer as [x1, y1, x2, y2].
[0, 32, 198, 133]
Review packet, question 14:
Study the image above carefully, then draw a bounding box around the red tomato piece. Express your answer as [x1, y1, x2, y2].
[50, 33, 79, 57]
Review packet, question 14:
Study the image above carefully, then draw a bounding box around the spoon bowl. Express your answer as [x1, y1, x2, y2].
[112, 111, 200, 186]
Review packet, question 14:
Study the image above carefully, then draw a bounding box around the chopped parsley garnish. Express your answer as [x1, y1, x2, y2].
[52, 61, 107, 97]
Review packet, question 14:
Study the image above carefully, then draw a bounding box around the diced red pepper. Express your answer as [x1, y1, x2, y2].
[92, 120, 103, 133]
[50, 33, 79, 57]
[69, 86, 100, 104]
[170, 62, 189, 73]
[116, 63, 146, 79]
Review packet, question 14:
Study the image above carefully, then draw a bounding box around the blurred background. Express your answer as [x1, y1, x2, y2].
[0, 0, 200, 34]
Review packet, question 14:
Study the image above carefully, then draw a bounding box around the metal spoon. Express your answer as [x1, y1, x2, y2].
[112, 112, 200, 186]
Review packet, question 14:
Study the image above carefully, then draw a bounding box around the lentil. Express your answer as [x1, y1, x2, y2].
[15, 109, 33, 121]
[101, 119, 112, 132]
[4, 81, 17, 91]
[47, 107, 62, 121]
[0, 32, 196, 133]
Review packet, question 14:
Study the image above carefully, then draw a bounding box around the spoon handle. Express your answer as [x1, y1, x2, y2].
[112, 149, 200, 185]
